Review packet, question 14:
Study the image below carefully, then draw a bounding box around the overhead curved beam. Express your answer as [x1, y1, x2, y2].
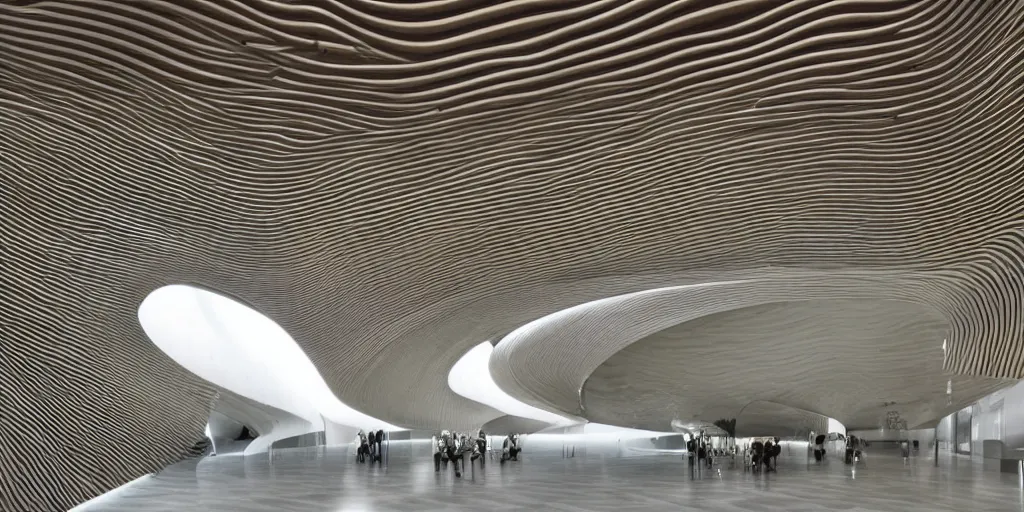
[481, 415, 554, 436]
[583, 299, 1012, 432]
[489, 269, 1019, 422]
[733, 401, 830, 439]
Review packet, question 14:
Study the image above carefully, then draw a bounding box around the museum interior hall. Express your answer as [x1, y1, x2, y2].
[2, 0, 1023, 511]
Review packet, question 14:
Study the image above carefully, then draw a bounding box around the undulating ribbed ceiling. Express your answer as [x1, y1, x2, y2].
[2, 0, 1023, 510]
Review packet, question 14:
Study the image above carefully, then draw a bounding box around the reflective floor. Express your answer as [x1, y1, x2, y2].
[76, 448, 1024, 511]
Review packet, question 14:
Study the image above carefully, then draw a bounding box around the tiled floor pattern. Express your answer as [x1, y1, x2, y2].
[75, 448, 1024, 511]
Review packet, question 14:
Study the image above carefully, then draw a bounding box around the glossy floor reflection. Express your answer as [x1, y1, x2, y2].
[77, 447, 1024, 511]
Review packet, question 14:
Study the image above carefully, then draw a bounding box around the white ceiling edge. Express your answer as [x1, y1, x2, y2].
[138, 284, 402, 432]
[828, 417, 846, 435]
[490, 279, 753, 416]
[529, 423, 676, 441]
[448, 341, 575, 426]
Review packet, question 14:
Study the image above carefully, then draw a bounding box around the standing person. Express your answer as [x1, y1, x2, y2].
[474, 430, 487, 467]
[814, 434, 826, 462]
[771, 437, 781, 470]
[706, 437, 713, 469]
[366, 428, 377, 461]
[356, 430, 369, 463]
[372, 430, 384, 463]
[697, 434, 709, 468]
[449, 432, 466, 477]
[763, 439, 774, 471]
[436, 430, 455, 472]
[751, 439, 764, 472]
[432, 431, 443, 472]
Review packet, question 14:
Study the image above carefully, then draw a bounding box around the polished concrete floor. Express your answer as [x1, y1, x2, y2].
[75, 447, 1024, 511]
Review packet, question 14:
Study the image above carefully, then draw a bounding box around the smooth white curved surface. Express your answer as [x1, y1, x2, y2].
[491, 279, 753, 415]
[211, 389, 318, 456]
[828, 418, 847, 436]
[139, 285, 401, 438]
[526, 423, 674, 447]
[448, 341, 573, 426]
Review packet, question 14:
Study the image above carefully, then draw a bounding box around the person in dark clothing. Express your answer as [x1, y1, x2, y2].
[434, 430, 466, 477]
[751, 440, 764, 472]
[356, 430, 369, 463]
[845, 435, 861, 464]
[366, 428, 377, 461]
[501, 434, 520, 463]
[371, 430, 384, 462]
[454, 434, 470, 476]
[770, 437, 781, 470]
[763, 439, 775, 471]
[814, 434, 826, 462]
[474, 430, 487, 467]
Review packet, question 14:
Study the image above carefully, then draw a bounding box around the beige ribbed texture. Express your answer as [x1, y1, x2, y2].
[2, 1, 1022, 510]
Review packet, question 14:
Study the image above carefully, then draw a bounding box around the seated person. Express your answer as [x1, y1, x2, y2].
[501, 434, 521, 462]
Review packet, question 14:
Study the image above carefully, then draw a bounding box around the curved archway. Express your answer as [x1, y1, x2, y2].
[138, 285, 401, 454]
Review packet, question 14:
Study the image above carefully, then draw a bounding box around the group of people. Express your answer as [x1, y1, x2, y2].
[685, 435, 718, 469]
[356, 429, 385, 463]
[685, 436, 781, 473]
[432, 430, 521, 477]
[813, 434, 867, 464]
[749, 438, 782, 472]
[685, 432, 740, 470]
